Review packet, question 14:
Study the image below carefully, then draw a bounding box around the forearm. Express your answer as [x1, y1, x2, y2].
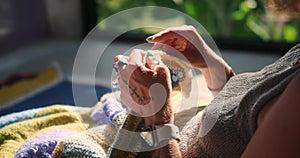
[196, 48, 235, 96]
[144, 101, 182, 157]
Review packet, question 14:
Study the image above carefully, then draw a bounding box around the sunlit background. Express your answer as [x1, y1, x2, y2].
[96, 0, 300, 43]
[0, 0, 298, 114]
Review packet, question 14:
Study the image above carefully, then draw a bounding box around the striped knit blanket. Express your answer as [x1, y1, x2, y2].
[0, 93, 119, 158]
[0, 92, 205, 158]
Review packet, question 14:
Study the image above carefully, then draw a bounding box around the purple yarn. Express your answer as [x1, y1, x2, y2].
[103, 97, 125, 121]
[90, 97, 126, 125]
[15, 129, 76, 158]
[90, 106, 112, 125]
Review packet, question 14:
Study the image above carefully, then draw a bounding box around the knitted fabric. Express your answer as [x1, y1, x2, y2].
[52, 96, 128, 157]
[90, 97, 126, 126]
[179, 44, 300, 158]
[2, 93, 203, 157]
[15, 129, 76, 158]
[52, 125, 117, 158]
[0, 105, 90, 158]
[0, 108, 41, 128]
[0, 92, 123, 157]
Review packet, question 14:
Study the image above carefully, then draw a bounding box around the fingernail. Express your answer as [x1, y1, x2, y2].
[146, 35, 153, 41]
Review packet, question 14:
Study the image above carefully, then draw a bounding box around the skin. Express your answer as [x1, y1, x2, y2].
[148, 25, 234, 95]
[116, 25, 233, 157]
[115, 49, 181, 158]
[115, 24, 300, 157]
[115, 49, 173, 126]
[242, 73, 300, 158]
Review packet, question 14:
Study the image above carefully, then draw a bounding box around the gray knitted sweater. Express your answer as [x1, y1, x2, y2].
[179, 44, 300, 158]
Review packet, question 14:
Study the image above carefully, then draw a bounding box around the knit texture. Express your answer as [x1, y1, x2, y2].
[179, 44, 300, 158]
[52, 96, 128, 157]
[0, 91, 127, 158]
[52, 125, 117, 158]
[0, 105, 91, 158]
[15, 129, 76, 158]
[0, 108, 41, 128]
[2, 92, 206, 157]
[90, 97, 126, 126]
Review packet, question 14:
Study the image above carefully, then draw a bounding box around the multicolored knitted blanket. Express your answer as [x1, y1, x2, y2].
[0, 90, 208, 158]
[0, 93, 119, 158]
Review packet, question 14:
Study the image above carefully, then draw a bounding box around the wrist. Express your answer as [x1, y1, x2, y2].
[143, 104, 174, 127]
[144, 114, 174, 127]
[142, 96, 173, 126]
[197, 57, 234, 96]
[152, 139, 181, 158]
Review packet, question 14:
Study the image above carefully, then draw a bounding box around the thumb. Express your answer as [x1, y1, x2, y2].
[146, 30, 170, 43]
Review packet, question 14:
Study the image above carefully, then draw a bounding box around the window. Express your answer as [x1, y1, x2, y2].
[0, 0, 49, 53]
[82, 0, 300, 53]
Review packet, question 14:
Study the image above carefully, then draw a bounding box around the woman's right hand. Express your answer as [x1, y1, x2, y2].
[147, 25, 217, 69]
[114, 49, 174, 127]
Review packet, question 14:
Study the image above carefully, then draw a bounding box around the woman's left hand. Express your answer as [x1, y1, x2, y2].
[114, 49, 174, 126]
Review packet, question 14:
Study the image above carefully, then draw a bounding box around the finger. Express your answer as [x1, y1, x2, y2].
[151, 42, 178, 54]
[149, 31, 175, 44]
[119, 74, 150, 110]
[145, 56, 171, 85]
[130, 67, 153, 88]
[146, 55, 161, 70]
[121, 50, 147, 79]
[151, 42, 165, 50]
[146, 25, 186, 43]
[113, 55, 129, 72]
[128, 79, 151, 105]
[119, 80, 137, 109]
[154, 65, 170, 80]
[114, 55, 129, 63]
[118, 64, 135, 84]
[118, 72, 140, 108]
[118, 65, 151, 99]
[152, 43, 184, 60]
[128, 49, 146, 66]
[151, 35, 188, 56]
[153, 66, 172, 93]
[146, 29, 170, 43]
[147, 25, 191, 43]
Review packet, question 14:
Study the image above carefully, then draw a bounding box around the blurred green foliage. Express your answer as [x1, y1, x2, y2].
[96, 0, 300, 43]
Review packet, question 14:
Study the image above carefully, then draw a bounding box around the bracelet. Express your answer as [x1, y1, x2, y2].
[225, 67, 235, 81]
[140, 124, 180, 148]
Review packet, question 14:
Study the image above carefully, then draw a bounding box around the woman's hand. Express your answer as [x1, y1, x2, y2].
[147, 25, 235, 96]
[147, 25, 216, 69]
[114, 49, 174, 126]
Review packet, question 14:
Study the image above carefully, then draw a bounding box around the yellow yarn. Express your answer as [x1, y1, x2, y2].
[0, 110, 89, 157]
